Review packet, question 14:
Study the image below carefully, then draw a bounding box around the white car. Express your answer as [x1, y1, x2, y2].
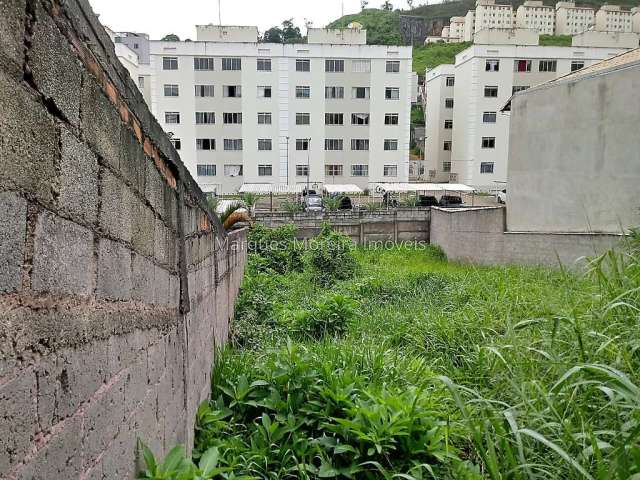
[497, 189, 507, 204]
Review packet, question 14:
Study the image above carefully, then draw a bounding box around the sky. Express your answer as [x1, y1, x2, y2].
[88, 0, 383, 40]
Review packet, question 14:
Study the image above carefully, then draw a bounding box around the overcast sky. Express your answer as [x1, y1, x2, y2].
[87, 0, 392, 40]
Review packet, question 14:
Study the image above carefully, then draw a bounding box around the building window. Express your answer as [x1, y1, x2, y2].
[485, 59, 500, 72]
[443, 141, 452, 151]
[165, 112, 180, 124]
[443, 162, 451, 172]
[445, 98, 454, 108]
[351, 139, 369, 151]
[514, 59, 532, 72]
[325, 113, 344, 125]
[223, 85, 242, 97]
[224, 164, 243, 176]
[257, 139, 272, 151]
[296, 58, 310, 72]
[384, 139, 398, 151]
[257, 85, 272, 98]
[324, 139, 344, 151]
[257, 58, 272, 71]
[385, 87, 400, 100]
[325, 59, 345, 72]
[351, 113, 369, 125]
[539, 59, 557, 72]
[383, 165, 398, 176]
[223, 139, 243, 151]
[295, 86, 310, 98]
[571, 60, 585, 71]
[197, 164, 216, 176]
[222, 57, 241, 70]
[386, 60, 400, 73]
[194, 57, 214, 71]
[196, 138, 215, 150]
[351, 164, 369, 176]
[162, 57, 178, 70]
[258, 164, 273, 176]
[296, 138, 309, 151]
[483, 111, 497, 123]
[194, 85, 214, 97]
[164, 84, 179, 97]
[257, 112, 272, 124]
[484, 86, 498, 97]
[482, 137, 496, 148]
[170, 138, 181, 150]
[296, 113, 310, 125]
[480, 162, 494, 174]
[512, 85, 529, 94]
[296, 164, 309, 176]
[325, 86, 344, 99]
[138, 76, 145, 88]
[195, 112, 215, 124]
[384, 113, 399, 125]
[352, 87, 370, 99]
[223, 112, 242, 124]
[352, 59, 371, 73]
[445, 76, 455, 87]
[326, 164, 343, 176]
[444, 119, 453, 129]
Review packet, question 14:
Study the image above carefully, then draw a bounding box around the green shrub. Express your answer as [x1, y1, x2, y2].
[287, 292, 359, 339]
[305, 224, 357, 286]
[281, 199, 304, 214]
[247, 224, 303, 274]
[322, 195, 343, 212]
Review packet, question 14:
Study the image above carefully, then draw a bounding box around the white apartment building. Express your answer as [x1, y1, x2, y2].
[122, 26, 412, 194]
[595, 5, 634, 32]
[555, 2, 596, 35]
[465, 11, 477, 41]
[424, 30, 629, 188]
[516, 1, 556, 35]
[634, 7, 640, 32]
[474, 0, 516, 33]
[449, 17, 466, 41]
[424, 65, 455, 182]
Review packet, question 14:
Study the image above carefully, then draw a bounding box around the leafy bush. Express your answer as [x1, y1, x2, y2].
[322, 195, 343, 212]
[304, 224, 358, 286]
[286, 292, 359, 339]
[281, 199, 304, 214]
[247, 224, 303, 274]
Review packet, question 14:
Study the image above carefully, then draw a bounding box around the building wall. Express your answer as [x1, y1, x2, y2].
[595, 6, 633, 33]
[308, 28, 367, 45]
[424, 65, 455, 182]
[507, 61, 640, 233]
[0, 1, 247, 477]
[516, 2, 555, 35]
[195, 25, 259, 42]
[147, 42, 413, 194]
[474, 0, 515, 33]
[555, 3, 595, 35]
[634, 8, 640, 33]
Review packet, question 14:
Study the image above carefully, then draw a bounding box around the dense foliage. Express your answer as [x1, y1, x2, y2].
[327, 9, 402, 45]
[412, 42, 471, 74]
[140, 226, 640, 479]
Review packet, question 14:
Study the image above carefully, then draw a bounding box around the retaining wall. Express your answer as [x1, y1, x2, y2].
[0, 1, 246, 478]
[254, 209, 431, 245]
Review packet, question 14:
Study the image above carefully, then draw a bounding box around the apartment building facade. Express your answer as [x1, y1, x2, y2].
[475, 0, 516, 33]
[424, 65, 455, 182]
[425, 33, 629, 188]
[595, 4, 633, 32]
[555, 2, 596, 34]
[516, 1, 556, 34]
[117, 26, 413, 194]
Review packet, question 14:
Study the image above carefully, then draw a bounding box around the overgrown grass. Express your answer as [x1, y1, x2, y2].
[140, 226, 640, 479]
[413, 42, 471, 74]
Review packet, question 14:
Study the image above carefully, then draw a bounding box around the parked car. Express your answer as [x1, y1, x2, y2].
[304, 194, 323, 212]
[439, 195, 464, 207]
[497, 189, 507, 204]
[417, 195, 439, 207]
[338, 196, 353, 210]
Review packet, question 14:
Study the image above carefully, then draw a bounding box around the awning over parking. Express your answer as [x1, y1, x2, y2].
[323, 184, 364, 194]
[238, 183, 304, 194]
[374, 183, 475, 193]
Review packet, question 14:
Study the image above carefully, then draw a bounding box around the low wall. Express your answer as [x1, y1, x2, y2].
[0, 1, 246, 478]
[430, 207, 622, 267]
[254, 209, 431, 245]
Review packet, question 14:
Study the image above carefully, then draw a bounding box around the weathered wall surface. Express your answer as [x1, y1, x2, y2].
[254, 209, 431, 245]
[399, 15, 448, 45]
[507, 63, 640, 233]
[430, 207, 621, 267]
[0, 1, 246, 478]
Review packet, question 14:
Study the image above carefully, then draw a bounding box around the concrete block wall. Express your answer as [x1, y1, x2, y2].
[0, 1, 247, 478]
[430, 207, 621, 267]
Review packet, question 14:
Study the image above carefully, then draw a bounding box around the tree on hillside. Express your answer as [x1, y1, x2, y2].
[161, 34, 180, 41]
[381, 1, 393, 10]
[262, 19, 303, 43]
[361, 0, 369, 9]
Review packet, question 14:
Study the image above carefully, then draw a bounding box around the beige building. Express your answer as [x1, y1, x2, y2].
[424, 64, 455, 182]
[449, 17, 466, 41]
[465, 10, 477, 41]
[634, 7, 640, 33]
[516, 1, 556, 35]
[474, 0, 515, 33]
[595, 5, 633, 33]
[555, 2, 595, 35]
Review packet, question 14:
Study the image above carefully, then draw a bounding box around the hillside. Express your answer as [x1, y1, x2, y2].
[327, 9, 402, 45]
[413, 41, 471, 73]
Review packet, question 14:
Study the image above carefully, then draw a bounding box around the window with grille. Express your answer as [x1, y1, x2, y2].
[197, 164, 216, 176]
[445, 76, 455, 87]
[295, 86, 310, 98]
[325, 113, 343, 125]
[444, 119, 453, 129]
[385, 87, 400, 100]
[485, 59, 499, 72]
[481, 137, 496, 149]
[296, 59, 310, 72]
[484, 86, 498, 97]
[223, 85, 242, 97]
[351, 113, 369, 125]
[352, 59, 371, 73]
[170, 138, 181, 150]
[325, 59, 345, 72]
[165, 112, 180, 124]
[223, 113, 242, 124]
[257, 86, 272, 98]
[352, 87, 370, 99]
[384, 114, 399, 125]
[325, 165, 343, 176]
[194, 85, 214, 97]
[384, 139, 398, 151]
[224, 165, 243, 176]
[258, 165, 273, 176]
[296, 139, 309, 151]
[196, 138, 215, 150]
[324, 139, 343, 151]
[443, 162, 451, 172]
[163, 57, 178, 70]
[296, 113, 310, 125]
[386, 60, 400, 73]
[296, 165, 309, 176]
[480, 162, 494, 174]
[483, 112, 497, 123]
[257, 58, 271, 71]
[351, 164, 368, 176]
[195, 112, 215, 124]
[571, 60, 584, 71]
[538, 59, 557, 72]
[257, 112, 272, 124]
[224, 139, 243, 151]
[351, 139, 369, 151]
[325, 86, 344, 99]
[443, 141, 452, 151]
[222, 57, 241, 70]
[257, 139, 272, 151]
[164, 84, 179, 97]
[194, 57, 214, 71]
[514, 59, 532, 72]
[383, 165, 398, 176]
[512, 85, 529, 94]
[445, 98, 454, 108]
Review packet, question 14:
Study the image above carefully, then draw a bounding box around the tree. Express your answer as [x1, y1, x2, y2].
[407, 0, 414, 8]
[281, 19, 303, 43]
[161, 34, 180, 41]
[262, 27, 283, 43]
[360, 0, 369, 9]
[381, 1, 393, 10]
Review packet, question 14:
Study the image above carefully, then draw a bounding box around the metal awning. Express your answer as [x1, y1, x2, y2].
[374, 183, 476, 193]
[238, 183, 304, 194]
[323, 184, 364, 194]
